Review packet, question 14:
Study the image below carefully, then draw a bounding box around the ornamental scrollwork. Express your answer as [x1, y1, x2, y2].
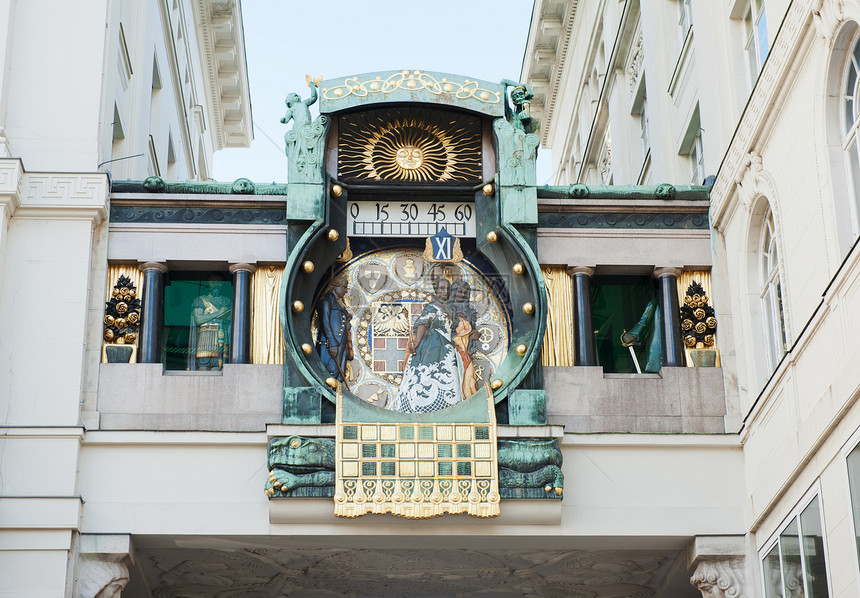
[323, 70, 502, 105]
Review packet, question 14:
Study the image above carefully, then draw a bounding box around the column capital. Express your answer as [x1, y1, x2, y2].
[139, 261, 168, 274]
[567, 266, 595, 277]
[653, 266, 682, 279]
[229, 262, 258, 275]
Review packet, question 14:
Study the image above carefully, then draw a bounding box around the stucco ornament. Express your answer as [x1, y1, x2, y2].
[78, 556, 130, 598]
[281, 79, 329, 184]
[690, 559, 746, 598]
[811, 0, 844, 43]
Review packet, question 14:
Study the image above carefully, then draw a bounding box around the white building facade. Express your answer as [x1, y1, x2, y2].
[524, 0, 860, 595]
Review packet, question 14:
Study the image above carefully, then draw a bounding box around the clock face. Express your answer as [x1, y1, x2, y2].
[312, 246, 511, 412]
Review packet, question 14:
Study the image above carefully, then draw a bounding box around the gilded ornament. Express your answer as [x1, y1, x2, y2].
[486, 231, 498, 243]
[116, 302, 128, 314]
[706, 316, 717, 329]
[123, 333, 136, 344]
[512, 263, 524, 275]
[115, 318, 127, 329]
[104, 315, 115, 327]
[331, 184, 343, 197]
[491, 379, 503, 390]
[127, 312, 139, 324]
[685, 335, 697, 348]
[515, 344, 527, 356]
[693, 308, 706, 320]
[327, 228, 340, 242]
[103, 329, 115, 341]
[703, 334, 715, 347]
[292, 300, 304, 313]
[337, 107, 482, 183]
[482, 183, 494, 196]
[325, 377, 338, 388]
[522, 302, 535, 315]
[695, 322, 707, 334]
[301, 343, 313, 355]
[682, 319, 693, 330]
[302, 260, 315, 273]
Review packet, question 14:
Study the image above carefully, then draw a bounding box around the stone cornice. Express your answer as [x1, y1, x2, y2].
[12, 173, 109, 223]
[192, 0, 252, 150]
[521, 0, 579, 146]
[710, 0, 815, 230]
[0, 158, 24, 216]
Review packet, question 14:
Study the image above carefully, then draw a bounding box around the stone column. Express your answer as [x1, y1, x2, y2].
[229, 262, 257, 364]
[138, 262, 167, 364]
[568, 266, 597, 366]
[654, 267, 685, 367]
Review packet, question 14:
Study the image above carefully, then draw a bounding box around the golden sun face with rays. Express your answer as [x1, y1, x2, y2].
[338, 108, 483, 183]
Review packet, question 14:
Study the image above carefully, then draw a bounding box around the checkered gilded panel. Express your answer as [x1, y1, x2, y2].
[334, 392, 500, 518]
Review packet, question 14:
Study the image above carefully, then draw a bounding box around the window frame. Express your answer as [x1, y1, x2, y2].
[758, 483, 833, 598]
[841, 30, 860, 242]
[841, 426, 860, 594]
[759, 206, 787, 374]
[744, 0, 769, 88]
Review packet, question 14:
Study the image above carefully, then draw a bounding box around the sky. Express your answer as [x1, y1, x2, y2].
[211, 0, 553, 184]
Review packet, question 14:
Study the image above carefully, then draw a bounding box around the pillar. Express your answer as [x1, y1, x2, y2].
[654, 267, 685, 367]
[568, 266, 597, 366]
[138, 262, 167, 364]
[229, 262, 256, 364]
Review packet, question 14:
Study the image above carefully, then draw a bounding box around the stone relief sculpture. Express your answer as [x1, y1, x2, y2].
[494, 81, 540, 188]
[690, 559, 747, 598]
[78, 557, 129, 598]
[281, 78, 328, 184]
[266, 436, 336, 496]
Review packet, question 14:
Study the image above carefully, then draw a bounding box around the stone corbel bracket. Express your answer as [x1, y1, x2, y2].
[687, 536, 749, 598]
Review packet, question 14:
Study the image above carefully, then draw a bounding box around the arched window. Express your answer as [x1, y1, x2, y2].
[759, 207, 786, 373]
[842, 32, 860, 239]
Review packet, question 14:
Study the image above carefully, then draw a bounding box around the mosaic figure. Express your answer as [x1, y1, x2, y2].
[450, 280, 480, 398]
[315, 277, 354, 382]
[389, 277, 464, 413]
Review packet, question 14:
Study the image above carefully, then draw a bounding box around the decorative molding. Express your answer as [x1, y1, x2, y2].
[710, 0, 815, 228]
[538, 212, 709, 229]
[627, 32, 644, 96]
[139, 262, 168, 274]
[229, 262, 257, 274]
[192, 0, 252, 150]
[110, 206, 286, 225]
[0, 158, 24, 216]
[811, 0, 844, 43]
[690, 559, 747, 598]
[13, 173, 109, 222]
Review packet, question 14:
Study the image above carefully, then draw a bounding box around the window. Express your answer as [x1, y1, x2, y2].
[846, 441, 860, 574]
[590, 275, 659, 373]
[678, 0, 692, 44]
[761, 493, 830, 597]
[759, 207, 787, 372]
[689, 131, 704, 184]
[842, 34, 860, 240]
[639, 98, 650, 160]
[745, 0, 769, 87]
[164, 272, 233, 370]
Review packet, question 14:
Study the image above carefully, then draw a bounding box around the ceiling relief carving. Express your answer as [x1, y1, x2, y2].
[141, 547, 677, 598]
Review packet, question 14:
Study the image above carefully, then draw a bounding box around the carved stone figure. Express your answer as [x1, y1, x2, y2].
[315, 277, 354, 382]
[690, 559, 747, 598]
[281, 80, 329, 184]
[266, 435, 336, 496]
[190, 274, 231, 371]
[78, 557, 129, 598]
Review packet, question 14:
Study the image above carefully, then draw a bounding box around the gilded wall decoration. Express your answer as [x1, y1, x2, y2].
[251, 265, 285, 365]
[102, 267, 143, 363]
[541, 266, 574, 367]
[338, 107, 482, 183]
